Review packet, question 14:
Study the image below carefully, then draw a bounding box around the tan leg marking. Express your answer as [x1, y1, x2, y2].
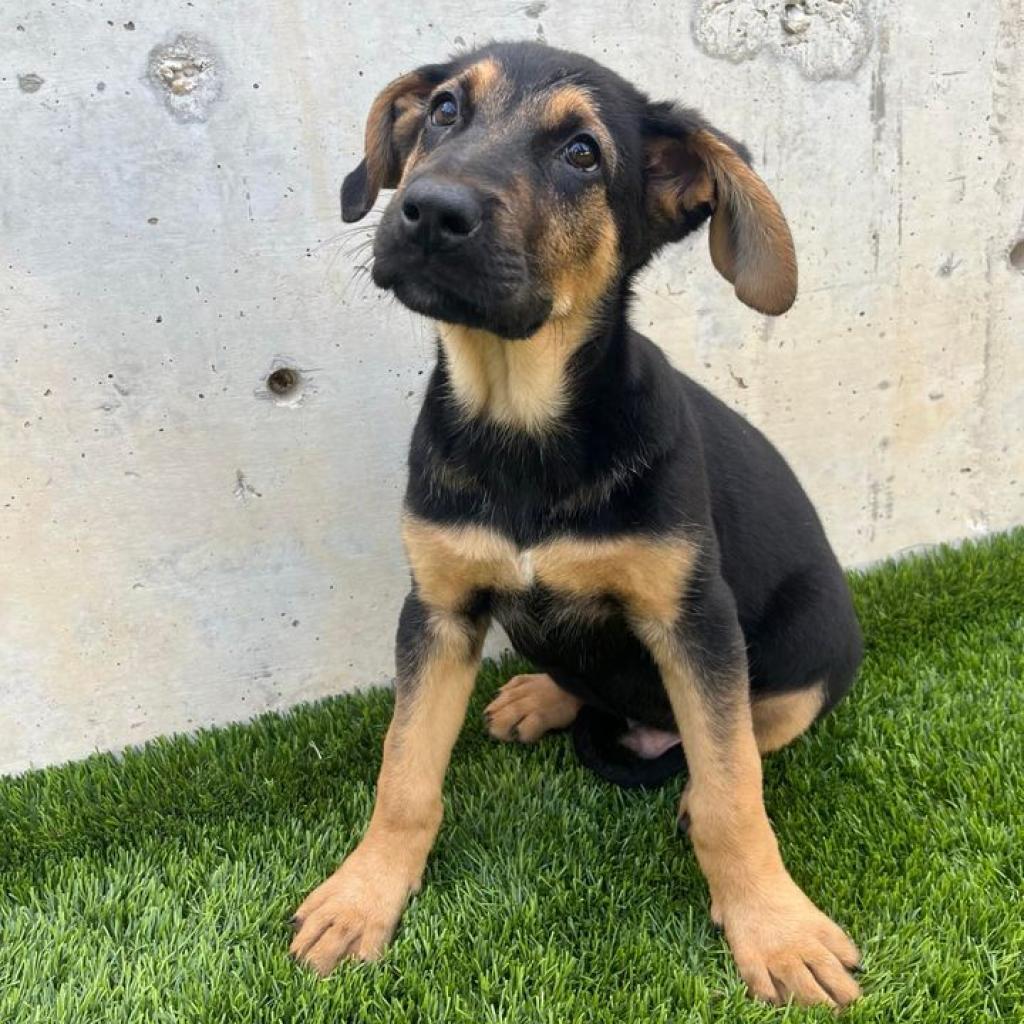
[752, 683, 825, 755]
[645, 638, 859, 1009]
[290, 613, 483, 975]
[484, 672, 582, 743]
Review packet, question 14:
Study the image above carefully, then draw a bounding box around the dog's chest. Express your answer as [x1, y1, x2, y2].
[401, 516, 695, 625]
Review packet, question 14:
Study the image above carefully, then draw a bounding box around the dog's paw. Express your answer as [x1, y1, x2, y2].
[484, 673, 582, 743]
[290, 845, 419, 976]
[718, 875, 861, 1009]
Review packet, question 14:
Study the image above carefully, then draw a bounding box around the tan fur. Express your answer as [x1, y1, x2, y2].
[402, 515, 696, 623]
[546, 192, 619, 316]
[541, 84, 599, 129]
[485, 672, 583, 743]
[533, 535, 695, 623]
[438, 321, 582, 431]
[402, 516, 524, 611]
[752, 683, 825, 754]
[290, 606, 483, 974]
[463, 56, 505, 104]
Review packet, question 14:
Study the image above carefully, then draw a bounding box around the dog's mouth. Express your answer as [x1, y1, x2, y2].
[372, 235, 552, 341]
[387, 274, 552, 340]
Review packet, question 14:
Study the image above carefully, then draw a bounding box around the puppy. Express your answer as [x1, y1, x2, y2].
[291, 41, 863, 1010]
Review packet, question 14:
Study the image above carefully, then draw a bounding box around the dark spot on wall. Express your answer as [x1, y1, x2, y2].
[18, 73, 44, 93]
[267, 366, 300, 398]
[938, 254, 962, 277]
[1010, 238, 1024, 272]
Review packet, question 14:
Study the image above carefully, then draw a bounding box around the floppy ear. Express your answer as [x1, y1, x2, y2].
[643, 103, 798, 315]
[341, 63, 451, 223]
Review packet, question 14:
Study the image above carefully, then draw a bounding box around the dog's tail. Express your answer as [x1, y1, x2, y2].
[570, 705, 685, 789]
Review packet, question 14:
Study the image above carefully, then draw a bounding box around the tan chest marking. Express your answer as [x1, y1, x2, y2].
[438, 321, 583, 432]
[402, 516, 696, 623]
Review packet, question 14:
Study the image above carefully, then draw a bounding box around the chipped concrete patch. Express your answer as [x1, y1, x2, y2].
[146, 34, 222, 122]
[692, 0, 874, 80]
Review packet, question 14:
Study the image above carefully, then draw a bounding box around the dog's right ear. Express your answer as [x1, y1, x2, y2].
[341, 63, 452, 222]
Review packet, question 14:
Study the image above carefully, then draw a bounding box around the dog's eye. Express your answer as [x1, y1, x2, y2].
[564, 135, 600, 172]
[430, 93, 459, 127]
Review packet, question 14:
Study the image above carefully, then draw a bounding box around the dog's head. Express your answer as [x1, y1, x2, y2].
[343, 41, 797, 340]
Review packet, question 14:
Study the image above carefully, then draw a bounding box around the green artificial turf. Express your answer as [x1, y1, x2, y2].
[3, 531, 1023, 1023]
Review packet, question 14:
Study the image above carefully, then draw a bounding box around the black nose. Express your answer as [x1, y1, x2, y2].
[400, 177, 483, 251]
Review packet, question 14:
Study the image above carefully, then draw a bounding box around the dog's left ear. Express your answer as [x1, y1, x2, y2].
[341, 63, 452, 222]
[643, 103, 797, 315]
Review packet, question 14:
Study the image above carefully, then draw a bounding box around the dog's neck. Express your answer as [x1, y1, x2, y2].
[435, 302, 608, 434]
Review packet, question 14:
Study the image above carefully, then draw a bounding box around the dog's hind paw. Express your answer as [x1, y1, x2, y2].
[484, 673, 582, 744]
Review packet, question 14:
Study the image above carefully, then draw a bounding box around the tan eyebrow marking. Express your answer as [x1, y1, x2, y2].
[427, 57, 509, 120]
[540, 85, 616, 173]
[541, 85, 600, 129]
[463, 57, 504, 101]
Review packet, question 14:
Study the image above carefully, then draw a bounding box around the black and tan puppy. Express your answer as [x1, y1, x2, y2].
[291, 41, 864, 1009]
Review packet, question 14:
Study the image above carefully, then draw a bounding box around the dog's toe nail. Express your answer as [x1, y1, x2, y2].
[676, 811, 690, 836]
[289, 915, 302, 930]
[510, 723, 520, 741]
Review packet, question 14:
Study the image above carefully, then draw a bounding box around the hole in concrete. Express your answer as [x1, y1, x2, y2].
[267, 366, 301, 398]
[18, 72, 45, 93]
[782, 1, 811, 35]
[1010, 238, 1024, 272]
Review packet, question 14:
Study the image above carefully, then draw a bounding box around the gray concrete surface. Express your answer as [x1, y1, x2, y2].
[2, 1, 1022, 774]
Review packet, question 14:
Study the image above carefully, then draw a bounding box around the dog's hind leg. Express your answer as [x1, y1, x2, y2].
[751, 684, 826, 754]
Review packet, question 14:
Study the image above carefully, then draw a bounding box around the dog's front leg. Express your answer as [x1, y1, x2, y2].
[635, 576, 861, 1009]
[290, 590, 486, 975]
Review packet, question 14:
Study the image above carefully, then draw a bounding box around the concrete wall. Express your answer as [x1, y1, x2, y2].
[2, 0, 1022, 775]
